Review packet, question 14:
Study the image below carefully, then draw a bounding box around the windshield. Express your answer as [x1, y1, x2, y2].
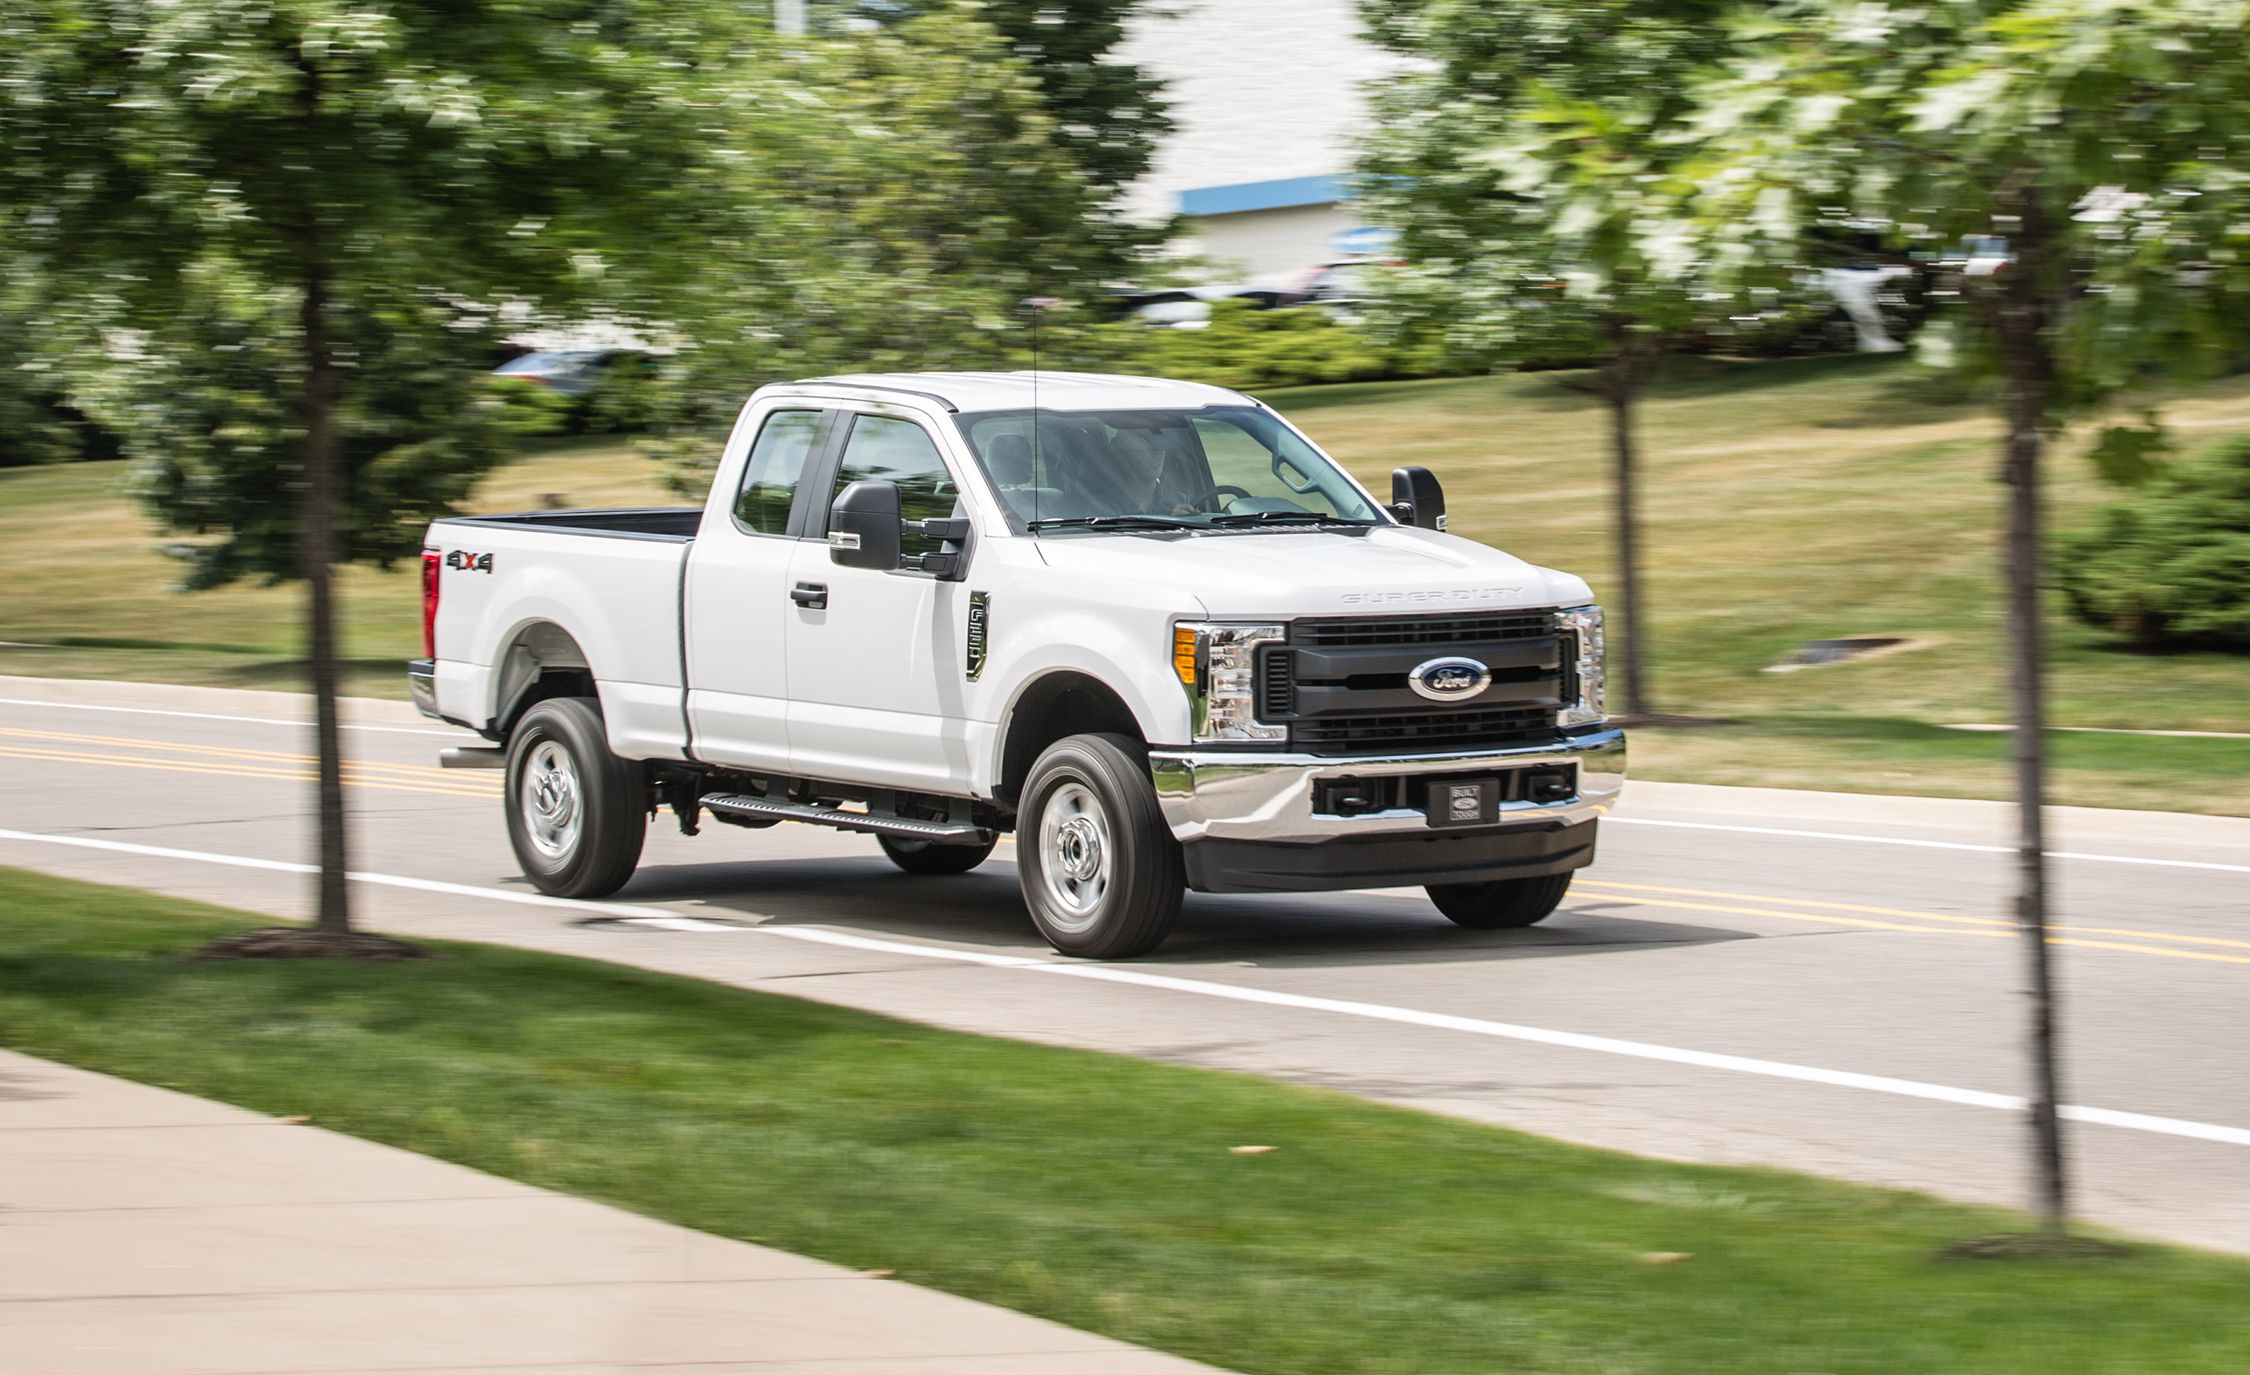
[954, 406, 1385, 532]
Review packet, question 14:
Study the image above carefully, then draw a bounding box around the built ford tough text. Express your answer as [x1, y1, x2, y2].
[410, 372, 1623, 958]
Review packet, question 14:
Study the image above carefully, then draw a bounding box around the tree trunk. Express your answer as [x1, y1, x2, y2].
[1602, 345, 1652, 719]
[1987, 199, 2068, 1239]
[301, 257, 351, 934]
[296, 65, 351, 936]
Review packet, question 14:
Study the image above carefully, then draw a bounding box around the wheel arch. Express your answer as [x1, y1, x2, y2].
[995, 670, 1147, 809]
[491, 619, 598, 740]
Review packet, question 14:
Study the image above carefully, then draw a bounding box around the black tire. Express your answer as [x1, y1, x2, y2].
[1426, 872, 1574, 930]
[1016, 732, 1184, 959]
[504, 696, 647, 898]
[878, 834, 997, 875]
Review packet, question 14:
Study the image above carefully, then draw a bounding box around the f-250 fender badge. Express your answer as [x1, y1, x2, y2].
[965, 591, 990, 681]
[445, 550, 494, 574]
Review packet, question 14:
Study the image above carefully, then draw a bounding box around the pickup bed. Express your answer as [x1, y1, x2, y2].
[412, 371, 1623, 957]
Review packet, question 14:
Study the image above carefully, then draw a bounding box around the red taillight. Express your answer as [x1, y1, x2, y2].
[421, 549, 441, 659]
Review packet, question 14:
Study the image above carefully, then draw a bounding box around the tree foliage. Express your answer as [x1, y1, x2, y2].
[865, 0, 1170, 194]
[1356, 0, 1781, 373]
[1, 0, 729, 582]
[1682, 0, 2250, 417]
[641, 10, 1138, 494]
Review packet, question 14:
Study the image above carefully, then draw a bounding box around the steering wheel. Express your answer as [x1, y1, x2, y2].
[1179, 484, 1254, 513]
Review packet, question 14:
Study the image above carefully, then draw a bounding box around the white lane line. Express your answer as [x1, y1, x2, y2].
[0, 697, 467, 739]
[5, 826, 2247, 1151]
[1608, 815, 2250, 875]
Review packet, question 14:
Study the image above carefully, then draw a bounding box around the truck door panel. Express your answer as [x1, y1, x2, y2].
[784, 412, 977, 792]
[683, 407, 831, 770]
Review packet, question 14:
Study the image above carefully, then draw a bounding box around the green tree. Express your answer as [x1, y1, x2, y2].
[1357, 0, 1775, 719]
[816, 0, 1170, 195]
[2, 0, 729, 948]
[1685, 0, 2250, 1239]
[642, 10, 1137, 496]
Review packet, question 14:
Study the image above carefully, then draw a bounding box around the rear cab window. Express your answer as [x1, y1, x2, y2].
[733, 409, 824, 536]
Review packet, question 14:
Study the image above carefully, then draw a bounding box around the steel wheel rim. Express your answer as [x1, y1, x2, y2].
[521, 739, 582, 861]
[1037, 780, 1111, 933]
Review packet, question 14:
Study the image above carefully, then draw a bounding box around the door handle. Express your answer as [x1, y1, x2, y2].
[789, 582, 828, 610]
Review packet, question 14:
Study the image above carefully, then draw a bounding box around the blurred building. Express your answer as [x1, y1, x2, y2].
[1117, 1, 1405, 288]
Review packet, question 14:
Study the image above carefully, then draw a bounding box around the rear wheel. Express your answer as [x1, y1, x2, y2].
[505, 697, 646, 898]
[878, 834, 996, 875]
[1017, 732, 1183, 959]
[1426, 872, 1573, 930]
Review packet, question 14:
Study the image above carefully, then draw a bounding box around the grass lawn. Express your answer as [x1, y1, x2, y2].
[4, 865, 2250, 1375]
[1, 356, 2245, 808]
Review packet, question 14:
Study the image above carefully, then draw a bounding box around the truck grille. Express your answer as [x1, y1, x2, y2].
[1261, 611, 1565, 756]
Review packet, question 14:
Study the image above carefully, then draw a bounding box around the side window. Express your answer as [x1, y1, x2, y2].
[733, 409, 822, 535]
[831, 415, 958, 558]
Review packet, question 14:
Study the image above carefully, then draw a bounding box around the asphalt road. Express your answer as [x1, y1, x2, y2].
[3, 675, 2246, 1254]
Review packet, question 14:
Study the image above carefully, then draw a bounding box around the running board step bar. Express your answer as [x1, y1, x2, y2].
[700, 794, 992, 844]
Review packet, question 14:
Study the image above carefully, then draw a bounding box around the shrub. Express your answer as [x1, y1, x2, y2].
[1095, 301, 1423, 391]
[2059, 438, 2250, 650]
[480, 377, 576, 438]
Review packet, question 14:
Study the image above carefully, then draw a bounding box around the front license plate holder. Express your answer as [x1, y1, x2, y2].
[1425, 777, 1499, 829]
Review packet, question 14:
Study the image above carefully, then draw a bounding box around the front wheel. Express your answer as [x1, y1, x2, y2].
[1017, 733, 1184, 959]
[1426, 872, 1573, 930]
[505, 696, 646, 898]
[878, 834, 996, 875]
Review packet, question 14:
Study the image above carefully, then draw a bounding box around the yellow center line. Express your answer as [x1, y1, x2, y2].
[1568, 888, 2250, 968]
[0, 725, 488, 784]
[0, 744, 496, 801]
[1577, 877, 2250, 952]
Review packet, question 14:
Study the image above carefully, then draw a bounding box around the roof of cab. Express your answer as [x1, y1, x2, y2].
[775, 371, 1251, 414]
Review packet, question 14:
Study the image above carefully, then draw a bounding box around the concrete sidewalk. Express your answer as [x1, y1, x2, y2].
[0, 1050, 1229, 1375]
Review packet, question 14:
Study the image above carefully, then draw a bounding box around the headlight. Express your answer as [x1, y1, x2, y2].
[1172, 621, 1287, 743]
[1556, 605, 1605, 727]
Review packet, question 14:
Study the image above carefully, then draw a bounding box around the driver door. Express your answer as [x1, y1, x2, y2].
[784, 411, 979, 792]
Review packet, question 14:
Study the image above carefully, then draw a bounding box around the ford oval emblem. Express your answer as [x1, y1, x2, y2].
[1409, 656, 1493, 703]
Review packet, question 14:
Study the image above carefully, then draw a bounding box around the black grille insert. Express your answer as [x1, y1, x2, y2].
[1291, 705, 1559, 755]
[1294, 611, 1555, 648]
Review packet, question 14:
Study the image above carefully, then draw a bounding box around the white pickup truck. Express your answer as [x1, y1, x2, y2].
[410, 372, 1623, 957]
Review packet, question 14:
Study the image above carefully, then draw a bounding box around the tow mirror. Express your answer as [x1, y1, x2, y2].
[1390, 466, 1447, 531]
[829, 480, 903, 571]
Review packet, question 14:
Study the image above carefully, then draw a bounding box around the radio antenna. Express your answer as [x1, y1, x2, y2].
[1025, 297, 1059, 528]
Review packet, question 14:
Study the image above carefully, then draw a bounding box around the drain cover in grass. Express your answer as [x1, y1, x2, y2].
[1765, 636, 1921, 673]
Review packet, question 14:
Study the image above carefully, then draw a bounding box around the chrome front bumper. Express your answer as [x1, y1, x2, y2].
[1148, 728, 1625, 845]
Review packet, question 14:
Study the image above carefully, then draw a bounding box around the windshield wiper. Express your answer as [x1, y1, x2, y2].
[1205, 510, 1369, 528]
[1027, 515, 1201, 532]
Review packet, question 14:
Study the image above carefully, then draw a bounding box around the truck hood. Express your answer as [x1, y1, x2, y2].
[1031, 526, 1594, 617]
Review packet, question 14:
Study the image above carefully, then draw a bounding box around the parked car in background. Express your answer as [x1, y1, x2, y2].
[491, 349, 643, 397]
[488, 348, 659, 434]
[1291, 257, 1407, 322]
[1113, 285, 1294, 330]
